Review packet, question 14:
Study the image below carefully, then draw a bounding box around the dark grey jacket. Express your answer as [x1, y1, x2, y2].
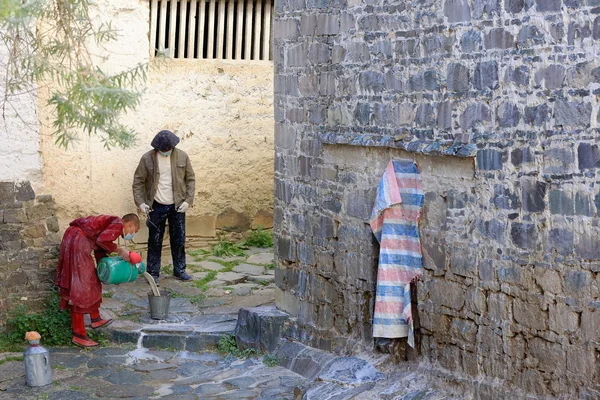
[132, 148, 195, 208]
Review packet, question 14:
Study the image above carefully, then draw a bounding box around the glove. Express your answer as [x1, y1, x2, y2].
[129, 251, 143, 264]
[177, 201, 189, 213]
[139, 203, 150, 214]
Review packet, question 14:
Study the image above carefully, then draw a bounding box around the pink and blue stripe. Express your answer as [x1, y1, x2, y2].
[370, 160, 424, 347]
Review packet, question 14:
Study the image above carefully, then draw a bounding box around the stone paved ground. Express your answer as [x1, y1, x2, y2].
[0, 246, 462, 399]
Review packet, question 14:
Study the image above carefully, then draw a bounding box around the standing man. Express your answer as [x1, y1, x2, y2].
[132, 130, 195, 284]
[55, 214, 141, 347]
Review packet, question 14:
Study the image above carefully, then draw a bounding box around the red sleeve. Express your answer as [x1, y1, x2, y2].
[96, 217, 123, 254]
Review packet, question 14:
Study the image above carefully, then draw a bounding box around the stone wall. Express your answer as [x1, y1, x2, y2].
[0, 181, 60, 329]
[273, 0, 600, 397]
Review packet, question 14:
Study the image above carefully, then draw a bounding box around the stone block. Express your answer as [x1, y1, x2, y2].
[0, 181, 15, 204]
[14, 182, 35, 202]
[45, 216, 60, 233]
[521, 179, 547, 213]
[580, 310, 600, 342]
[575, 192, 594, 216]
[513, 298, 547, 330]
[536, 0, 561, 12]
[477, 149, 503, 170]
[446, 63, 469, 92]
[577, 143, 600, 170]
[544, 64, 566, 89]
[450, 247, 476, 277]
[549, 302, 579, 334]
[524, 104, 551, 126]
[484, 28, 515, 49]
[430, 280, 466, 310]
[534, 268, 562, 294]
[563, 270, 590, 294]
[141, 334, 186, 350]
[450, 318, 477, 343]
[549, 190, 574, 215]
[443, 0, 471, 22]
[575, 228, 600, 259]
[275, 18, 300, 40]
[460, 30, 482, 52]
[510, 222, 537, 249]
[554, 100, 592, 128]
[474, 61, 499, 90]
[26, 203, 55, 221]
[415, 103, 435, 128]
[235, 305, 289, 352]
[497, 103, 521, 128]
[505, 65, 530, 86]
[544, 147, 576, 175]
[492, 185, 520, 209]
[460, 103, 491, 130]
[437, 101, 453, 130]
[187, 215, 217, 237]
[528, 337, 565, 373]
[23, 223, 47, 239]
[3, 208, 28, 224]
[487, 292, 510, 322]
[345, 189, 375, 220]
[316, 14, 339, 35]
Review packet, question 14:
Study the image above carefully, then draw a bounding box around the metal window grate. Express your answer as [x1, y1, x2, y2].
[150, 0, 273, 61]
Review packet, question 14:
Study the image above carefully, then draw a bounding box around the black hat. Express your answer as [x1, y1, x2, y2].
[151, 130, 180, 151]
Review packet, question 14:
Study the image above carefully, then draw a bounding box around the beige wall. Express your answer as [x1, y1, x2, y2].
[39, 0, 274, 237]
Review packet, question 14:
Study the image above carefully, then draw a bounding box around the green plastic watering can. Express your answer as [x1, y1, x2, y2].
[97, 256, 146, 285]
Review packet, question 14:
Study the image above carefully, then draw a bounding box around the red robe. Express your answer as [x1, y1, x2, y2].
[55, 215, 123, 313]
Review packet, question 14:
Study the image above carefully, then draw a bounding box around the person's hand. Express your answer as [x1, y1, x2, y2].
[139, 203, 150, 214]
[177, 202, 189, 213]
[116, 247, 130, 262]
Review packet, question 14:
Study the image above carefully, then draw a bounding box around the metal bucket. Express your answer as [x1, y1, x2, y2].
[148, 290, 171, 320]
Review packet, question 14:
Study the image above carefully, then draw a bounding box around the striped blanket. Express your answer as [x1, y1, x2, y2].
[370, 160, 424, 347]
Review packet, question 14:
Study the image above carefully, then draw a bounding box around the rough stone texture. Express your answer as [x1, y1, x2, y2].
[235, 305, 290, 352]
[0, 181, 60, 328]
[274, 0, 600, 397]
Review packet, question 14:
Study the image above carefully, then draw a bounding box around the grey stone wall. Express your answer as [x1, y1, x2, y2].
[0, 181, 60, 328]
[273, 0, 600, 397]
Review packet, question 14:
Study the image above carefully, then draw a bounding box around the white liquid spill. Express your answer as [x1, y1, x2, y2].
[125, 331, 162, 365]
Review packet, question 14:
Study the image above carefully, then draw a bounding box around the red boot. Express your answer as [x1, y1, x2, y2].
[90, 309, 112, 329]
[71, 311, 98, 348]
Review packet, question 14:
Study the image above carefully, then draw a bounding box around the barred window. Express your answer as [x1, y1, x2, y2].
[150, 0, 273, 61]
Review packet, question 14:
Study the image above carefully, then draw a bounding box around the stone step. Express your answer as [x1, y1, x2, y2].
[107, 313, 238, 352]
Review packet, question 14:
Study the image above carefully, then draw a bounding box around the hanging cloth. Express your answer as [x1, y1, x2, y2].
[370, 160, 424, 347]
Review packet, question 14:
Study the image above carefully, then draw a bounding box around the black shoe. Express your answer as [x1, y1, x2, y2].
[174, 271, 192, 281]
[149, 275, 160, 286]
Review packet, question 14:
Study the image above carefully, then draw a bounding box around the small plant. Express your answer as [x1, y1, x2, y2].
[217, 334, 259, 358]
[263, 354, 280, 367]
[210, 259, 240, 272]
[256, 280, 270, 286]
[193, 270, 217, 291]
[0, 356, 24, 366]
[5, 290, 72, 347]
[241, 228, 273, 248]
[211, 240, 246, 258]
[265, 263, 275, 270]
[188, 249, 210, 261]
[169, 290, 205, 305]
[160, 264, 173, 276]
